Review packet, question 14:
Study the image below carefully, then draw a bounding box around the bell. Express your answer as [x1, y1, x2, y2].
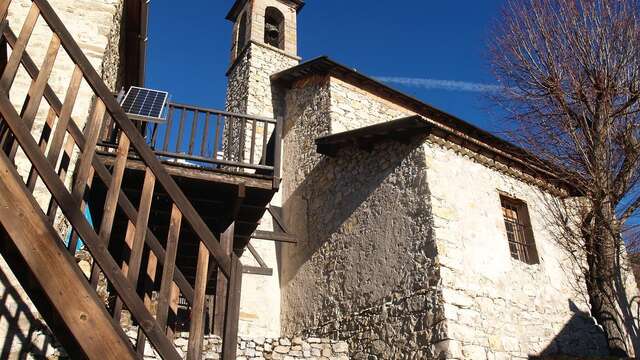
[266, 23, 279, 38]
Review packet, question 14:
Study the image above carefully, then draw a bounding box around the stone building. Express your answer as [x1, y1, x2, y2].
[0, 0, 146, 357]
[1, 0, 638, 359]
[225, 0, 639, 359]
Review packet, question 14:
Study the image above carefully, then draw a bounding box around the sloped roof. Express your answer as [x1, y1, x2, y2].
[272, 56, 580, 196]
[316, 116, 433, 156]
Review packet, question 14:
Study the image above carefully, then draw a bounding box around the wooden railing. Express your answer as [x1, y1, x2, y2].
[0, 0, 242, 359]
[99, 101, 282, 176]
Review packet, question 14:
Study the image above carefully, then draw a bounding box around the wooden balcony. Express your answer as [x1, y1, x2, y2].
[90, 103, 283, 323]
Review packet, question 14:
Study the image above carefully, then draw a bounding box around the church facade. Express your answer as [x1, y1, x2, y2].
[227, 0, 638, 359]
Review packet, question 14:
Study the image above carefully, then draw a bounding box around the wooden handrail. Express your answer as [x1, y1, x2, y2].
[170, 101, 278, 123]
[32, 0, 232, 277]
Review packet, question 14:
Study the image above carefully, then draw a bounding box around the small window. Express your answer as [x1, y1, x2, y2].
[264, 7, 285, 49]
[236, 13, 248, 56]
[501, 195, 539, 264]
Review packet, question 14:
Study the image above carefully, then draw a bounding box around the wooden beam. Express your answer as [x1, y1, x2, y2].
[96, 154, 273, 190]
[242, 266, 273, 276]
[250, 230, 297, 243]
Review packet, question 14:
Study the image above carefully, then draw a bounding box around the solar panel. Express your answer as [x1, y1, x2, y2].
[120, 86, 169, 123]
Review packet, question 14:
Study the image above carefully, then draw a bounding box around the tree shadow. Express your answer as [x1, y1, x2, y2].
[530, 300, 612, 359]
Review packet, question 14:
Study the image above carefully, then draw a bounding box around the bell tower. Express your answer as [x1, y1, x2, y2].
[225, 0, 303, 117]
[223, 0, 303, 338]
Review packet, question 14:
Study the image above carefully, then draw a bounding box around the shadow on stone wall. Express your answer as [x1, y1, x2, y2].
[278, 136, 445, 358]
[530, 300, 610, 359]
[0, 264, 59, 359]
[278, 135, 433, 286]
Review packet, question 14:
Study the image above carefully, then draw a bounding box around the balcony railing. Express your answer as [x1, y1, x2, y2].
[98, 102, 281, 178]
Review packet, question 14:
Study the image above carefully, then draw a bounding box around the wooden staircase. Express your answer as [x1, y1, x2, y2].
[0, 0, 251, 358]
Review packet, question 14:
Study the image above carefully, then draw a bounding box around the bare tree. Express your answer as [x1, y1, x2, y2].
[491, 0, 640, 356]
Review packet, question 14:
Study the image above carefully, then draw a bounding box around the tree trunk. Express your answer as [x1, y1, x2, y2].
[584, 211, 633, 357]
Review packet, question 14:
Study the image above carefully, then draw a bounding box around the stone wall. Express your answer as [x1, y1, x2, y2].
[276, 72, 640, 358]
[224, 41, 298, 338]
[137, 333, 349, 360]
[329, 77, 414, 134]
[422, 138, 623, 359]
[1, 1, 125, 358]
[279, 76, 447, 359]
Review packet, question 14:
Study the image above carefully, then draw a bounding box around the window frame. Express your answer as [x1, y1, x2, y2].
[500, 194, 539, 265]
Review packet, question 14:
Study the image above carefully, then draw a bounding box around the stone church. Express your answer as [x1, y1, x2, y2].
[227, 0, 638, 359]
[0, 0, 637, 359]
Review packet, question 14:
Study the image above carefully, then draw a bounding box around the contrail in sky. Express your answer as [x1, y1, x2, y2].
[375, 76, 502, 93]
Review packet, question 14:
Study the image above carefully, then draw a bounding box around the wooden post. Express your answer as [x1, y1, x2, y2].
[213, 222, 235, 336]
[187, 242, 210, 360]
[221, 255, 242, 359]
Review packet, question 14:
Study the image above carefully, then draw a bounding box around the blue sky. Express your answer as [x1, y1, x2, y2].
[145, 0, 506, 133]
[144, 1, 640, 230]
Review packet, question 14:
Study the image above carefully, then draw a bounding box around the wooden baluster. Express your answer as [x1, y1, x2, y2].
[150, 123, 159, 149]
[221, 255, 242, 359]
[176, 108, 186, 153]
[66, 100, 106, 254]
[187, 241, 210, 360]
[136, 246, 158, 356]
[27, 64, 82, 190]
[201, 112, 210, 157]
[162, 105, 174, 152]
[249, 119, 256, 164]
[45, 134, 74, 222]
[0, 4, 39, 91]
[112, 219, 135, 322]
[7, 33, 60, 159]
[167, 283, 180, 338]
[0, 1, 11, 23]
[261, 122, 268, 165]
[213, 223, 235, 336]
[238, 116, 246, 163]
[213, 113, 221, 161]
[26, 108, 56, 191]
[90, 132, 130, 286]
[67, 166, 94, 254]
[70, 100, 105, 202]
[188, 109, 198, 155]
[156, 204, 182, 331]
[122, 168, 156, 354]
